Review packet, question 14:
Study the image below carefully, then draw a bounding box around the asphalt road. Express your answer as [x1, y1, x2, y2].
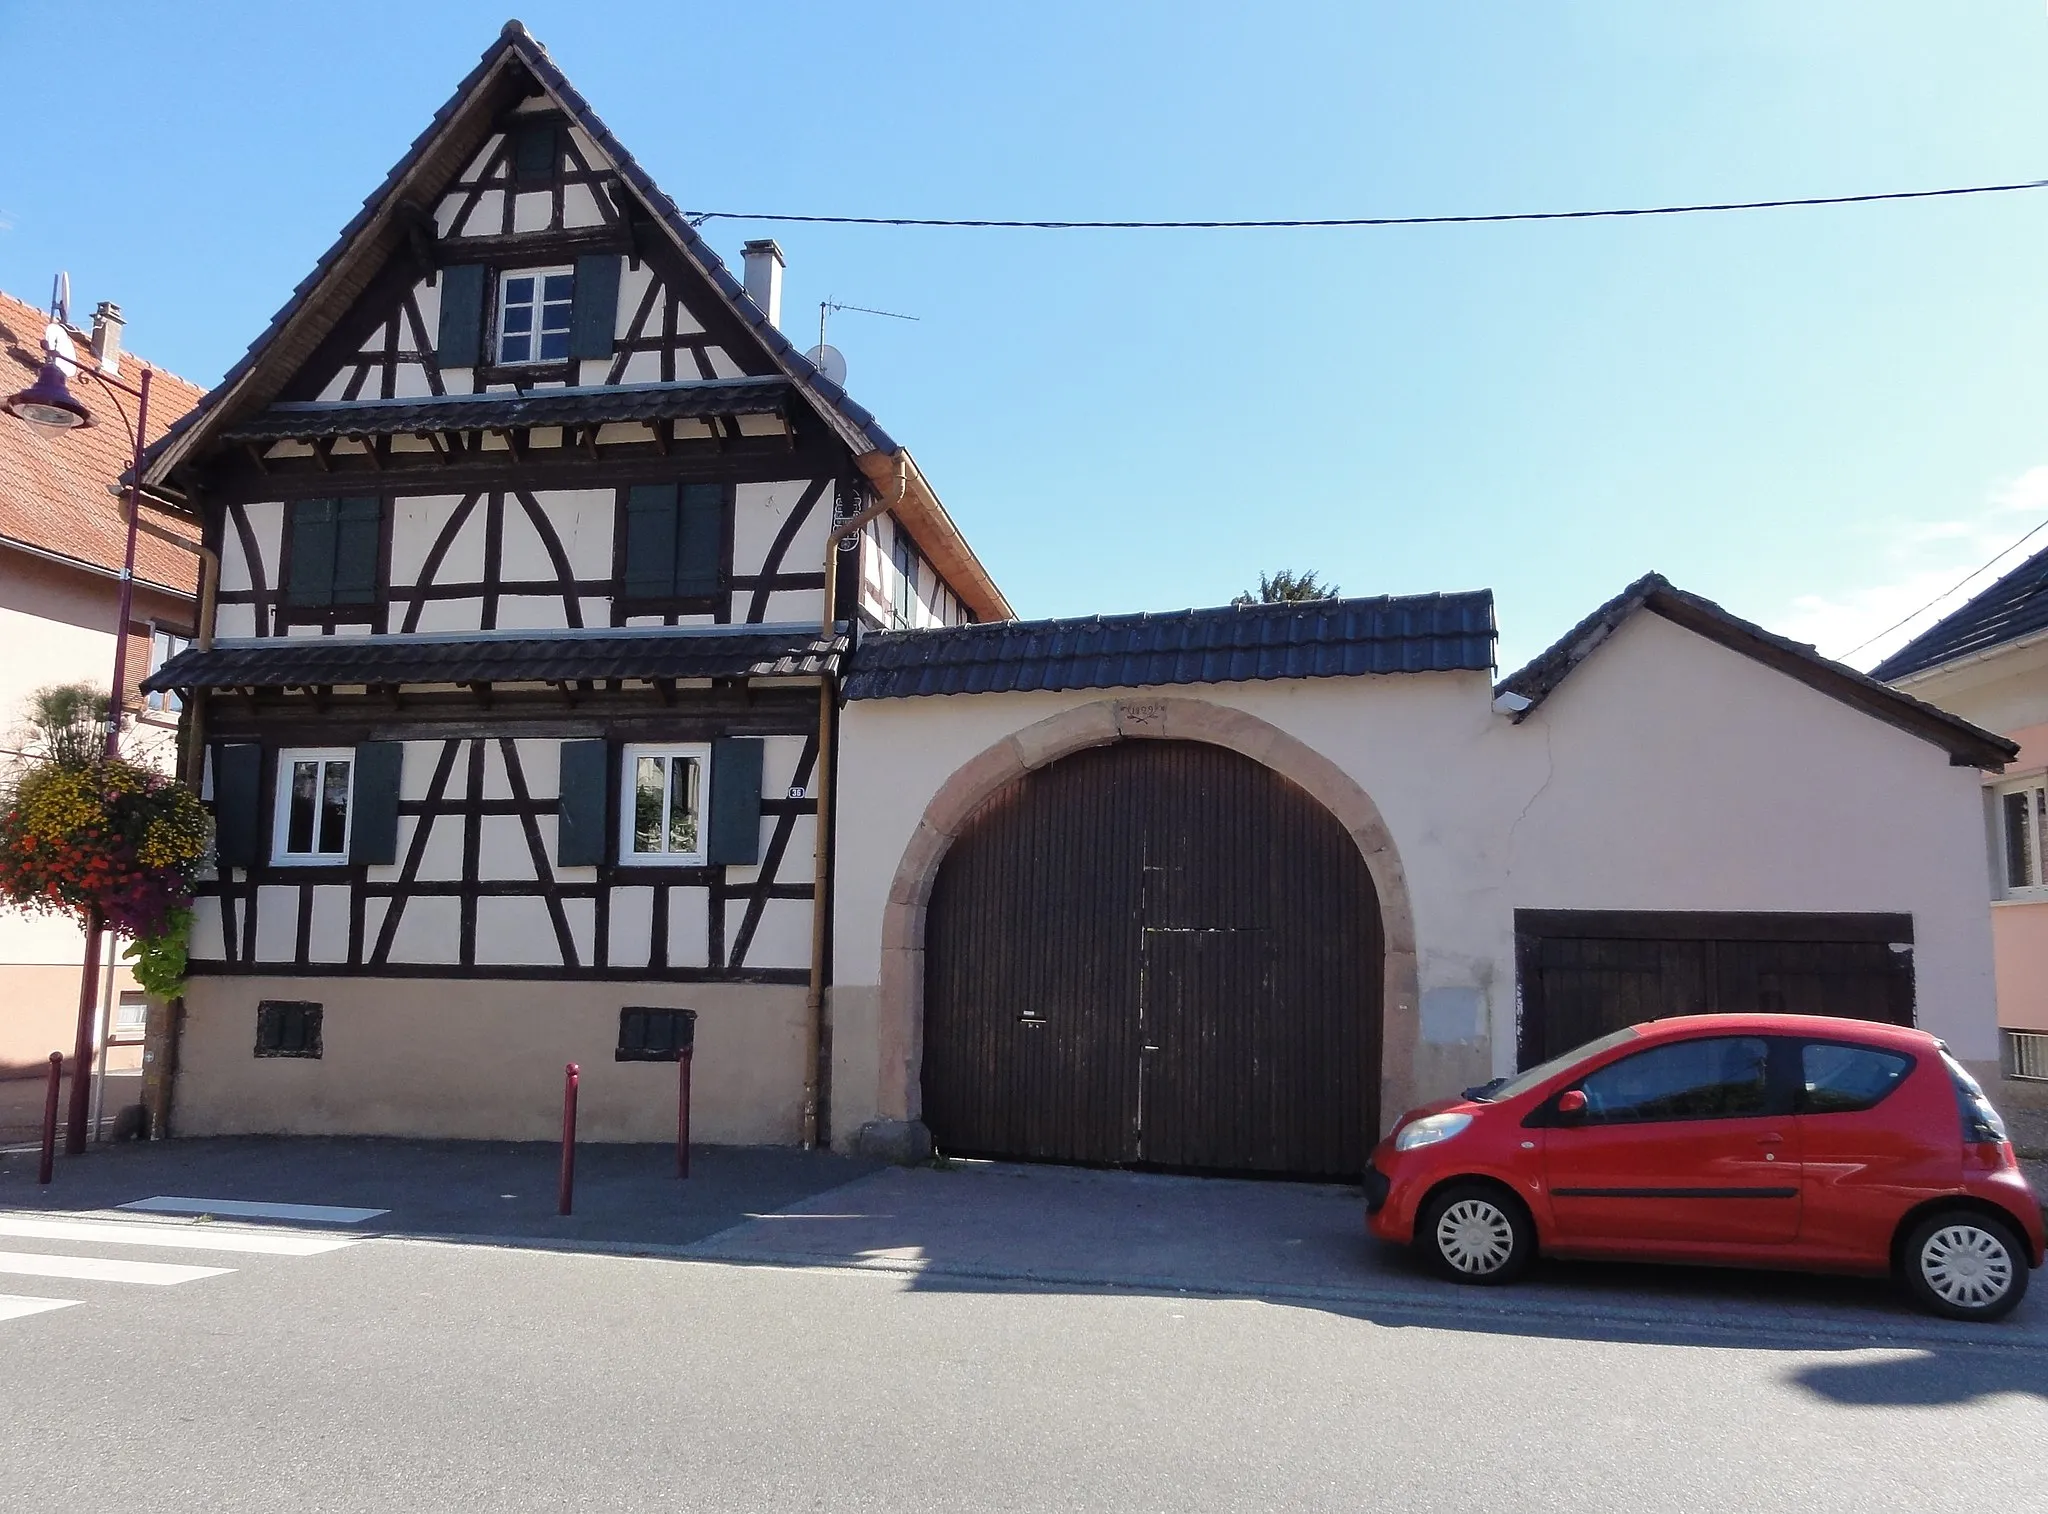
[0, 1156, 2040, 1512]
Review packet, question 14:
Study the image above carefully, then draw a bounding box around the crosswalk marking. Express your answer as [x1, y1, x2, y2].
[119, 1196, 388, 1225]
[0, 1295, 79, 1322]
[0, 1216, 355, 1258]
[0, 1250, 231, 1287]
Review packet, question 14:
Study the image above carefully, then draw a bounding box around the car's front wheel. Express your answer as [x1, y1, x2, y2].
[1416, 1182, 1534, 1285]
[1900, 1210, 2030, 1322]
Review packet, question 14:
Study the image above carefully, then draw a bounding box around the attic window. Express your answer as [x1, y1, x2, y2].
[512, 124, 559, 185]
[498, 267, 574, 364]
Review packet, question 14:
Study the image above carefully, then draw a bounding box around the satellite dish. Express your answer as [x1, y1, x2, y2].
[43, 324, 77, 379]
[805, 343, 847, 387]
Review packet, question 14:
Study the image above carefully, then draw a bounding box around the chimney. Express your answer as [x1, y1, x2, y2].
[741, 240, 784, 330]
[90, 302, 125, 377]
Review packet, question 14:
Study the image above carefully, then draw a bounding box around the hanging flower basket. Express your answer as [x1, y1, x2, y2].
[0, 757, 212, 994]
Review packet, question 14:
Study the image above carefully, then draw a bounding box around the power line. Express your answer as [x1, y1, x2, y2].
[1841, 513, 2048, 661]
[686, 176, 2048, 231]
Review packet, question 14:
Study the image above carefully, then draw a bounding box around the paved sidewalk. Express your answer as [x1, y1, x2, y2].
[0, 1135, 879, 1252]
[686, 1159, 2048, 1350]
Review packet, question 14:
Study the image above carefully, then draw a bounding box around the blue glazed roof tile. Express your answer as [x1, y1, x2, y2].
[841, 593, 1496, 700]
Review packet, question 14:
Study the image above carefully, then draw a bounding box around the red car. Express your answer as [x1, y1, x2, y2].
[1365, 1014, 2045, 1320]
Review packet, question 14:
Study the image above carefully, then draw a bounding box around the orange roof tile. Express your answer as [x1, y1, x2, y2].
[0, 287, 207, 597]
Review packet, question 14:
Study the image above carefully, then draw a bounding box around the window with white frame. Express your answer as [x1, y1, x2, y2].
[112, 992, 148, 1039]
[145, 628, 192, 714]
[890, 533, 919, 630]
[1997, 779, 2048, 895]
[621, 743, 709, 865]
[273, 749, 354, 864]
[497, 267, 574, 364]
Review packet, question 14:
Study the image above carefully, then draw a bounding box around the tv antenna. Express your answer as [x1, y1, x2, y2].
[805, 299, 919, 387]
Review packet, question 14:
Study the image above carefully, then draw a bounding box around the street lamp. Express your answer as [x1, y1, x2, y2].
[5, 343, 155, 1156]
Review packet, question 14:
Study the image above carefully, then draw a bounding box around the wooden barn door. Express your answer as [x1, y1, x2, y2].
[923, 740, 1382, 1178]
[1513, 910, 1916, 1069]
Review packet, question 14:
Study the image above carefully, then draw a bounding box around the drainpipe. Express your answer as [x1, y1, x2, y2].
[801, 455, 904, 1149]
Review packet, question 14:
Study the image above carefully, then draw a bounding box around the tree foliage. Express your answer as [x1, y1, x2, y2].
[1232, 569, 1341, 607]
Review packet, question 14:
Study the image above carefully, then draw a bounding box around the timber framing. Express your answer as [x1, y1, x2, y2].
[141, 19, 1012, 622]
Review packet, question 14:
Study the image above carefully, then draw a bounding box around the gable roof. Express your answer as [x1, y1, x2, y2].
[142, 20, 1011, 622]
[0, 288, 206, 598]
[1868, 540, 2048, 683]
[1495, 572, 2016, 770]
[843, 592, 1495, 699]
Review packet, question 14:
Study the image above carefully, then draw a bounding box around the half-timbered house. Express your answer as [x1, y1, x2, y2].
[138, 22, 1006, 1144]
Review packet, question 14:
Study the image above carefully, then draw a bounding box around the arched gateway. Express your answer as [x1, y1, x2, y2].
[922, 738, 1384, 1178]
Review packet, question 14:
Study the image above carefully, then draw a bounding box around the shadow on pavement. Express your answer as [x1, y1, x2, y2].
[681, 1159, 2048, 1363]
[1789, 1348, 2047, 1406]
[0, 1135, 880, 1254]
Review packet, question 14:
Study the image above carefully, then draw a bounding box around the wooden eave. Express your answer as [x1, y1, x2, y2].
[856, 449, 1015, 623]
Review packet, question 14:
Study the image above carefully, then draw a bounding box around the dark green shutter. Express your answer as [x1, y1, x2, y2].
[675, 484, 724, 597]
[621, 485, 678, 600]
[557, 740, 610, 866]
[349, 742, 403, 865]
[706, 737, 764, 866]
[213, 744, 263, 868]
[436, 263, 487, 368]
[570, 253, 621, 361]
[285, 499, 338, 607]
[333, 497, 381, 606]
[512, 124, 558, 183]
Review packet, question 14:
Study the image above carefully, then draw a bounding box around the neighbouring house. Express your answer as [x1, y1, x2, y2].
[0, 287, 204, 1115]
[1873, 545, 2048, 1087]
[136, 24, 2017, 1172]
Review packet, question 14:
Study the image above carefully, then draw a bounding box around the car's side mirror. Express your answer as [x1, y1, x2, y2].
[1556, 1088, 1588, 1118]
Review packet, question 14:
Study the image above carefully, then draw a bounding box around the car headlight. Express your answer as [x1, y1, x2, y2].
[1394, 1112, 1472, 1152]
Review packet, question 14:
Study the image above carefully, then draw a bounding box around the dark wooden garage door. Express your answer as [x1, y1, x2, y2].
[924, 740, 1382, 1178]
[1514, 910, 1915, 1068]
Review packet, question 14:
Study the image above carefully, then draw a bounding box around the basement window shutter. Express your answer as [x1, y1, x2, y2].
[556, 739, 611, 866]
[674, 484, 724, 597]
[570, 253, 621, 361]
[436, 263, 487, 369]
[705, 737, 764, 866]
[332, 498, 381, 605]
[213, 744, 264, 868]
[622, 485, 679, 599]
[285, 499, 338, 607]
[348, 742, 403, 866]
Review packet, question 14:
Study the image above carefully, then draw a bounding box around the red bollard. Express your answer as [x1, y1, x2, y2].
[676, 1046, 694, 1180]
[558, 1062, 580, 1216]
[37, 1052, 62, 1184]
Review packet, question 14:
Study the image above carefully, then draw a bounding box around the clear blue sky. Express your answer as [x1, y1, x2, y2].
[4, 2, 2045, 670]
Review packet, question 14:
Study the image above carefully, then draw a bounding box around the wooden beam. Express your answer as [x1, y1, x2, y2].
[243, 442, 272, 476]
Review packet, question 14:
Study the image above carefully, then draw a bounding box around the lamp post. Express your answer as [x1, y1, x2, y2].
[6, 346, 155, 1155]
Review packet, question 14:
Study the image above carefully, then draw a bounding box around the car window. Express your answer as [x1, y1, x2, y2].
[1576, 1036, 1772, 1124]
[1482, 1027, 1642, 1103]
[1799, 1042, 1911, 1115]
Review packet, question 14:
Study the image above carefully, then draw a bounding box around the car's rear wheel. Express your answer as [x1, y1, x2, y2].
[1900, 1210, 2029, 1322]
[1417, 1182, 1534, 1285]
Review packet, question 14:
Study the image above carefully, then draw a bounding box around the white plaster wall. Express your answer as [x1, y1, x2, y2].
[830, 610, 2004, 1131]
[1507, 612, 1999, 1061]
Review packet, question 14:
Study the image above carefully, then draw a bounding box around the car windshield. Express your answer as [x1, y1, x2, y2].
[1467, 1026, 1643, 1102]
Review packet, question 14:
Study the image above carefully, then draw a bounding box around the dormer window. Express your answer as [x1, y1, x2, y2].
[497, 267, 574, 364]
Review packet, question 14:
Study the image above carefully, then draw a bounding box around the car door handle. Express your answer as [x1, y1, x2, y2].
[1756, 1134, 1785, 1146]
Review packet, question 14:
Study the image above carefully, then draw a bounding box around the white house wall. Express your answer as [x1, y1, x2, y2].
[828, 614, 2002, 1137]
